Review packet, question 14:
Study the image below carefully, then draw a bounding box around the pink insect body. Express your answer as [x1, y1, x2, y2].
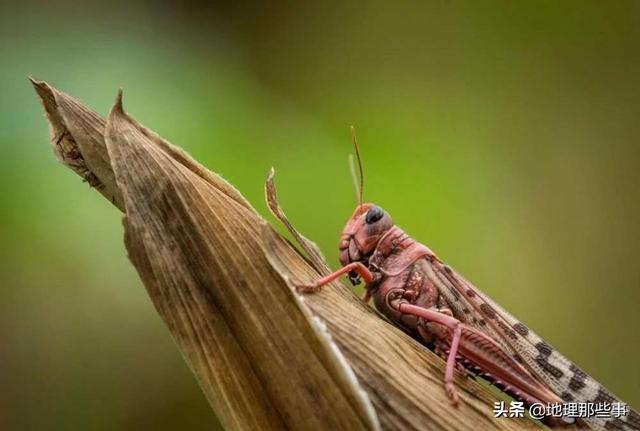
[298, 131, 639, 431]
[304, 204, 562, 408]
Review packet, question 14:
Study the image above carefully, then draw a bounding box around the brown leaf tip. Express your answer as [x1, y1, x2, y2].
[28, 75, 43, 86]
[28, 76, 52, 101]
[111, 88, 125, 115]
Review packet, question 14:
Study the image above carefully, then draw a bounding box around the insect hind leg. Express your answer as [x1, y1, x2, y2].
[444, 323, 462, 405]
[390, 298, 464, 405]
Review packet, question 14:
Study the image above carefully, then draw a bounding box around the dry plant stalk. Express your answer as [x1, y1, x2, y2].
[31, 79, 539, 430]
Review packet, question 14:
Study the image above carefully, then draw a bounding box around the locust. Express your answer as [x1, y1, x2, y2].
[297, 128, 639, 431]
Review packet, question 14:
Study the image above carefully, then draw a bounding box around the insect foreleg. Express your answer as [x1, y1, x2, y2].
[361, 289, 372, 304]
[297, 262, 375, 293]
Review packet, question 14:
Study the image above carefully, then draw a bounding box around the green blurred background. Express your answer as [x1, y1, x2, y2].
[1, 1, 639, 429]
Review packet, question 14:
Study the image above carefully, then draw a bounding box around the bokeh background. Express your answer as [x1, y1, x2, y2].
[1, 1, 639, 429]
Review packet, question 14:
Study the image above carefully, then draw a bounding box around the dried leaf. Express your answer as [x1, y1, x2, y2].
[265, 167, 329, 274]
[32, 80, 541, 431]
[30, 77, 124, 210]
[104, 91, 378, 430]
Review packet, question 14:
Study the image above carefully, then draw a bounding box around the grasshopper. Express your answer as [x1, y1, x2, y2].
[298, 128, 639, 430]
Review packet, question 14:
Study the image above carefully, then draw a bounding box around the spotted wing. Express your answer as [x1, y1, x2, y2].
[420, 256, 639, 431]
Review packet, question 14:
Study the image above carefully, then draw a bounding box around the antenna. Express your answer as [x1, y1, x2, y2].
[348, 154, 359, 204]
[350, 125, 364, 206]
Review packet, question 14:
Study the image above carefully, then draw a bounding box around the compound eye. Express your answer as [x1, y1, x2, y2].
[365, 206, 384, 224]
